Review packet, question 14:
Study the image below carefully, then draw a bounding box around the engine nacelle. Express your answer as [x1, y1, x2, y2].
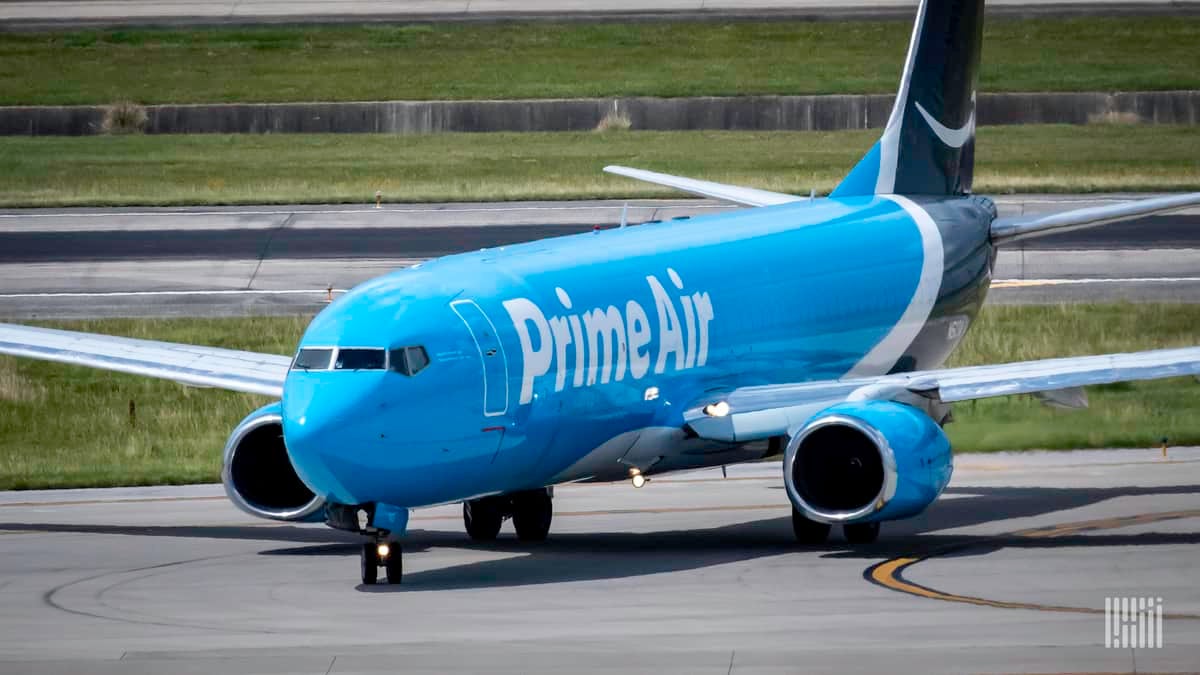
[783, 400, 952, 524]
[221, 403, 325, 522]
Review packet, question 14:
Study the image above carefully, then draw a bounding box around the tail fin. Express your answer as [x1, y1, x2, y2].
[831, 0, 985, 197]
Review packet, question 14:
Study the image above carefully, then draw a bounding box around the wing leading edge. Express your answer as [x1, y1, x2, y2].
[686, 346, 1200, 443]
[0, 323, 291, 397]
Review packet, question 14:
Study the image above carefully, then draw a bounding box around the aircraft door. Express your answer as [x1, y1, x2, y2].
[450, 299, 509, 418]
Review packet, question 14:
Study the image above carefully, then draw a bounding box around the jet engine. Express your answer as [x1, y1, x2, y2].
[783, 400, 952, 524]
[221, 403, 325, 521]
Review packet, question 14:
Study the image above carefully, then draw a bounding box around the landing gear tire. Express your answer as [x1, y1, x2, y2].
[512, 489, 553, 542]
[791, 507, 831, 545]
[360, 542, 379, 585]
[383, 543, 403, 584]
[843, 521, 881, 544]
[464, 498, 503, 541]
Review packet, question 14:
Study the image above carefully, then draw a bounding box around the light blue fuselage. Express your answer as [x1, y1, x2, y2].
[281, 194, 995, 514]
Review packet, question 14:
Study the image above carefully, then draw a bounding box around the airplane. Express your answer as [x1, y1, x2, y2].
[2, 0, 1199, 586]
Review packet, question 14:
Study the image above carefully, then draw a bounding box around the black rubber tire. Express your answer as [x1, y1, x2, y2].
[843, 521, 881, 544]
[360, 542, 379, 585]
[512, 490, 553, 542]
[384, 543, 403, 584]
[791, 507, 832, 545]
[464, 499, 503, 541]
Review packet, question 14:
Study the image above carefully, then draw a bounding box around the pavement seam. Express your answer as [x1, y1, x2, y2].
[244, 213, 293, 290]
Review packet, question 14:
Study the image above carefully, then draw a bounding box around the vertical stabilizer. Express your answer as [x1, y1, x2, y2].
[831, 0, 985, 197]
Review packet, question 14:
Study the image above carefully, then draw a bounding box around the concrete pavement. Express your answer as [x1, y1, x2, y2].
[0, 449, 1197, 673]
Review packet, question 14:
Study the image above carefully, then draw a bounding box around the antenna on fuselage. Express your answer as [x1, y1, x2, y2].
[619, 201, 629, 228]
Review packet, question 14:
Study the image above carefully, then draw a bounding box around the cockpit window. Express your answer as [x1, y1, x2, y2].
[334, 348, 386, 371]
[292, 348, 334, 371]
[389, 346, 430, 376]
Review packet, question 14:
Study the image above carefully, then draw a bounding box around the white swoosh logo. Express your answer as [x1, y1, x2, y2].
[914, 100, 975, 149]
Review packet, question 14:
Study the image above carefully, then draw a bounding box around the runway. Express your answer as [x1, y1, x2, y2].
[0, 448, 1197, 673]
[0, 196, 1197, 319]
[4, 0, 1197, 29]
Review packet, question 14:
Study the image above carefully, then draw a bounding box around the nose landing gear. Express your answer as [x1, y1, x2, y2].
[360, 536, 403, 585]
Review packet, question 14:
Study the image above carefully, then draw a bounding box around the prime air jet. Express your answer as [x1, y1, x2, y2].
[3, 0, 1199, 585]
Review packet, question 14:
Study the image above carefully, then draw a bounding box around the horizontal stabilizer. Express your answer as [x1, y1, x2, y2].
[991, 192, 1200, 245]
[603, 166, 804, 208]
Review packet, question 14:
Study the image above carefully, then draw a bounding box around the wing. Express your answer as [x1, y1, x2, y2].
[685, 346, 1200, 443]
[603, 165, 805, 207]
[0, 323, 291, 397]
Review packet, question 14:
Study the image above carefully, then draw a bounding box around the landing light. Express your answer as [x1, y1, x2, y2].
[377, 543, 391, 559]
[703, 401, 731, 417]
[632, 474, 647, 489]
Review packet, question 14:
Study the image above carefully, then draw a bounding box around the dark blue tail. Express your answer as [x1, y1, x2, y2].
[832, 0, 985, 197]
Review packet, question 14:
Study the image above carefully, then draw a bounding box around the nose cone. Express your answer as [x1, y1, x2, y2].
[282, 370, 384, 505]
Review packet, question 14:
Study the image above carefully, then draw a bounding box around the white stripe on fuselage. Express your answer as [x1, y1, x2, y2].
[845, 195, 944, 377]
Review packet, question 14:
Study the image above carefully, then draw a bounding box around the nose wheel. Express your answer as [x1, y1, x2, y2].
[360, 538, 403, 585]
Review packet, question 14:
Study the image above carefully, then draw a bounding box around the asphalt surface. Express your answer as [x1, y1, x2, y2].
[0, 197, 1197, 318]
[0, 195, 1195, 319]
[0, 449, 1197, 673]
[1, 215, 1196, 264]
[4, 0, 1198, 29]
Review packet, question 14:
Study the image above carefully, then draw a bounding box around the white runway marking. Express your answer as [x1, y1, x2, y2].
[0, 203, 727, 219]
[992, 277, 1200, 288]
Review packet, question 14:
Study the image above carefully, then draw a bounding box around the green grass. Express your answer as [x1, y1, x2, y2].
[0, 317, 302, 490]
[0, 305, 1197, 489]
[0, 17, 1197, 105]
[1, 125, 1198, 208]
[946, 305, 1200, 452]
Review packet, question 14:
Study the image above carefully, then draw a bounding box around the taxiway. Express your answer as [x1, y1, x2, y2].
[0, 448, 1197, 673]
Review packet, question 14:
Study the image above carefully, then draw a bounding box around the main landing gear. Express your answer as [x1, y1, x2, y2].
[791, 506, 881, 545]
[463, 488, 553, 542]
[791, 506, 831, 545]
[360, 535, 403, 585]
[842, 521, 881, 544]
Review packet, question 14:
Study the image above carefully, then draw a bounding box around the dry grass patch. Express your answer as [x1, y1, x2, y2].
[595, 111, 632, 132]
[101, 101, 148, 134]
[0, 359, 46, 404]
[1087, 110, 1143, 126]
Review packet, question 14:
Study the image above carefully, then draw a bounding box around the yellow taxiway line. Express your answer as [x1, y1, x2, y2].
[866, 509, 1200, 619]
